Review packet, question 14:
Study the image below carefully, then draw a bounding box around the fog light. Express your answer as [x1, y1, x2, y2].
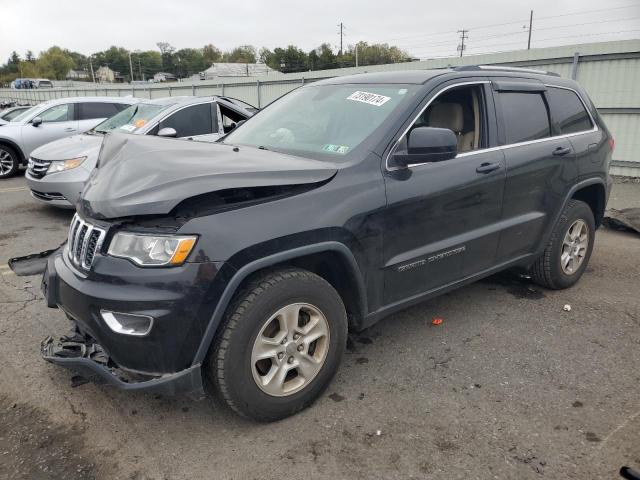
[100, 310, 154, 336]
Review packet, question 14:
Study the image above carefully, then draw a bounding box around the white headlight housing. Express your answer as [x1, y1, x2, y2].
[107, 232, 197, 266]
[47, 156, 87, 173]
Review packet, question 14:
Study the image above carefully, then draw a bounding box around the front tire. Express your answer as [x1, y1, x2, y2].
[531, 199, 595, 289]
[207, 268, 348, 421]
[0, 145, 19, 178]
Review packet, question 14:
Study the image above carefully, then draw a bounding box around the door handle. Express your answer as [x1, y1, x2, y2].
[64, 128, 76, 132]
[552, 146, 572, 156]
[476, 162, 501, 174]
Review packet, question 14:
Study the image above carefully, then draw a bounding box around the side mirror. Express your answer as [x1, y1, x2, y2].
[389, 127, 458, 169]
[31, 116, 42, 127]
[157, 127, 177, 138]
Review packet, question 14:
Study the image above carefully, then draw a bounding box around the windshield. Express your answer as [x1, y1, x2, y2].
[10, 106, 37, 123]
[223, 84, 418, 159]
[94, 103, 172, 134]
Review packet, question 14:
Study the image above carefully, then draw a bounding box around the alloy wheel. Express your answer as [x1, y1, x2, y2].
[561, 219, 589, 275]
[251, 302, 330, 397]
[0, 149, 14, 176]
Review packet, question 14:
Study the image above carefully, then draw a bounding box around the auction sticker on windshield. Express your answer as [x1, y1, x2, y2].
[322, 144, 350, 154]
[119, 124, 137, 132]
[347, 91, 391, 107]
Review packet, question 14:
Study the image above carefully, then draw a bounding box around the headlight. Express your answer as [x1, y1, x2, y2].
[107, 232, 197, 266]
[47, 156, 87, 173]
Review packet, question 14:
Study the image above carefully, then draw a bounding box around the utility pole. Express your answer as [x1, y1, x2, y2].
[89, 55, 96, 83]
[527, 10, 533, 50]
[337, 22, 345, 55]
[457, 29, 468, 58]
[355, 43, 358, 67]
[128, 51, 134, 82]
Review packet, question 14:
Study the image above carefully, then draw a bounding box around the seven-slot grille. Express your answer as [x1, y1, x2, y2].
[27, 157, 51, 179]
[67, 214, 107, 270]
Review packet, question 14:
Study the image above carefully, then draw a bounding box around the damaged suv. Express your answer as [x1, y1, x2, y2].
[40, 67, 613, 421]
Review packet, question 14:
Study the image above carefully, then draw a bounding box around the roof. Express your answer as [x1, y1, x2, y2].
[35, 96, 141, 107]
[314, 69, 451, 85]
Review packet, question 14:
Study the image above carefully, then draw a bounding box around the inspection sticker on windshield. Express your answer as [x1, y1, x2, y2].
[322, 144, 350, 154]
[119, 124, 136, 132]
[346, 91, 391, 107]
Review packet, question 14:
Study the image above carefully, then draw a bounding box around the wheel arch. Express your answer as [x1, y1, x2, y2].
[571, 181, 606, 227]
[192, 241, 367, 365]
[0, 137, 26, 164]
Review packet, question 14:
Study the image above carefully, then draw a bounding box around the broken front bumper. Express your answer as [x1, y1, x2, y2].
[41, 335, 204, 396]
[40, 247, 229, 396]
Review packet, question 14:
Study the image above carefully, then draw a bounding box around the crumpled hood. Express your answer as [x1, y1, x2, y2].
[80, 133, 338, 219]
[30, 133, 103, 161]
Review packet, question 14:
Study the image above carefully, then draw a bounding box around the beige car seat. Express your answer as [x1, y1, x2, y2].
[427, 102, 475, 152]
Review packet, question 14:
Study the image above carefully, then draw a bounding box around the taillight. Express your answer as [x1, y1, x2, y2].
[608, 137, 615, 152]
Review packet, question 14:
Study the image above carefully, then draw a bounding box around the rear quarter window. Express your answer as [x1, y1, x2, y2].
[546, 87, 593, 134]
[498, 92, 551, 144]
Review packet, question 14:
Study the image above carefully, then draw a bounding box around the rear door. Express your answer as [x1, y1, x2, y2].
[21, 103, 78, 157]
[493, 79, 576, 262]
[545, 86, 603, 180]
[77, 102, 124, 132]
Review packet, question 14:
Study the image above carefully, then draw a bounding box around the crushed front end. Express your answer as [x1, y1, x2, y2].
[40, 213, 232, 396]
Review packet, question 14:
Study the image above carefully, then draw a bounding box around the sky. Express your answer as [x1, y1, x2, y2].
[1, 0, 639, 62]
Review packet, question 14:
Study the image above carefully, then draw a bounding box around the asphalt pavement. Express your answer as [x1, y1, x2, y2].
[0, 175, 638, 480]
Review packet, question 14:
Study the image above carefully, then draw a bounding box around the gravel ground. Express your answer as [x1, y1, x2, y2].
[0, 174, 638, 480]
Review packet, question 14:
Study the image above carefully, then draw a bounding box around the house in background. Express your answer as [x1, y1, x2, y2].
[199, 63, 275, 80]
[96, 66, 115, 83]
[153, 72, 177, 83]
[66, 69, 90, 81]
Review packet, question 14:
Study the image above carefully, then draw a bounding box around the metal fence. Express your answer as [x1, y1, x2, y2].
[2, 39, 639, 176]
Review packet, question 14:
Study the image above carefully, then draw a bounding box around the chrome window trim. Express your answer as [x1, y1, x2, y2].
[385, 80, 599, 171]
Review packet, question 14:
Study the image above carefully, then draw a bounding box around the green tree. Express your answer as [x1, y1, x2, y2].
[223, 45, 257, 63]
[309, 43, 337, 70]
[174, 48, 206, 77]
[36, 46, 74, 79]
[156, 42, 176, 74]
[203, 44, 222, 65]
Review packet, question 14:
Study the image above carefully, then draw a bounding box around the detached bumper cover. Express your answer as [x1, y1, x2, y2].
[41, 335, 204, 395]
[41, 249, 233, 394]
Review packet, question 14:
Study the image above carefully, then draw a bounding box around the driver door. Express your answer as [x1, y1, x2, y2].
[21, 103, 78, 157]
[382, 81, 506, 305]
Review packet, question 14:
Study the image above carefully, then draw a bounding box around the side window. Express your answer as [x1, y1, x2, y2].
[78, 102, 120, 120]
[220, 104, 246, 134]
[38, 104, 74, 123]
[498, 92, 550, 144]
[397, 84, 487, 156]
[158, 103, 213, 137]
[546, 87, 593, 134]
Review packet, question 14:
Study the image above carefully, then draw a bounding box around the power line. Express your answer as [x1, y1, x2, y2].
[391, 15, 640, 51]
[374, 2, 639, 45]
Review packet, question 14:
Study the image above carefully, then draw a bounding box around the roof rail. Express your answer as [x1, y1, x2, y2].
[454, 65, 561, 77]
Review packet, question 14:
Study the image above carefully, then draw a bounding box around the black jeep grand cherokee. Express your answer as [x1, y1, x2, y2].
[42, 66, 613, 421]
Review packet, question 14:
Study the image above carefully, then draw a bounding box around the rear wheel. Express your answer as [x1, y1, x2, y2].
[207, 268, 347, 421]
[531, 199, 595, 289]
[0, 145, 19, 178]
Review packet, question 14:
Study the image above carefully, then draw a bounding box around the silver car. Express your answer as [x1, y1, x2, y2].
[25, 96, 254, 208]
[0, 96, 140, 178]
[0, 105, 33, 125]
